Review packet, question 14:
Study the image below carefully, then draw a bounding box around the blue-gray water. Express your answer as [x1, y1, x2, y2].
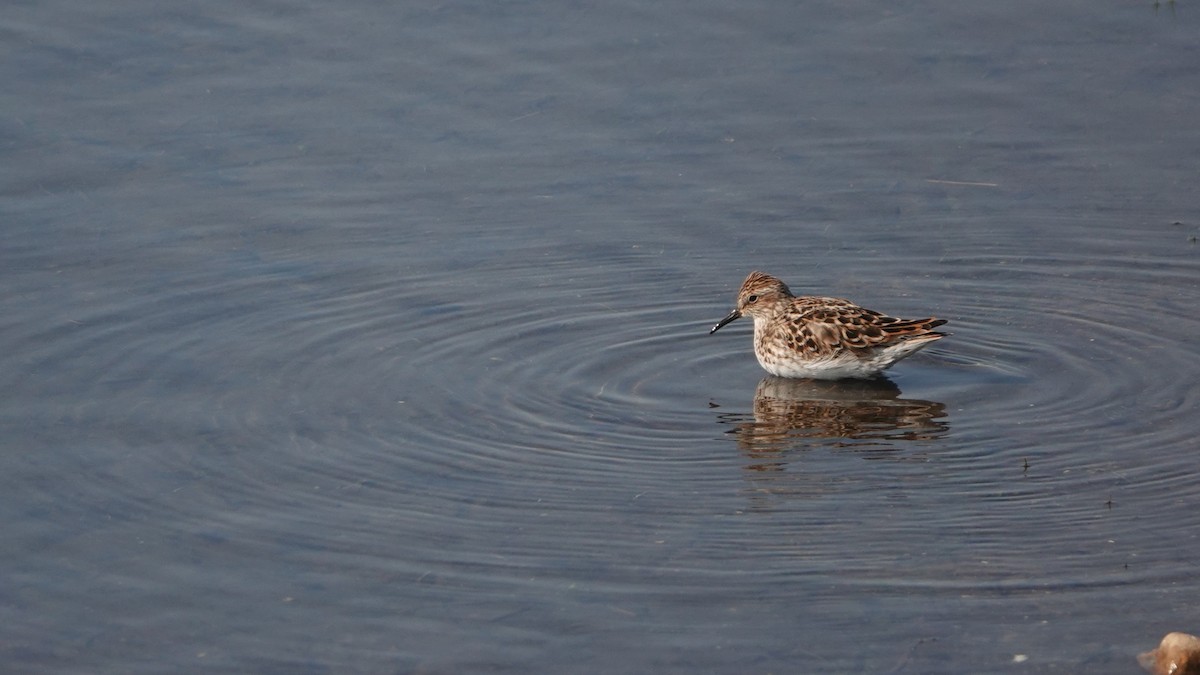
[3, 1, 1199, 673]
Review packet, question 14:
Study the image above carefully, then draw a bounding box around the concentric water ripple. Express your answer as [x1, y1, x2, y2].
[8, 228, 1198, 514]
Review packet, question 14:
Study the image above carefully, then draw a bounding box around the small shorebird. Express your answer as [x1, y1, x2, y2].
[710, 271, 946, 380]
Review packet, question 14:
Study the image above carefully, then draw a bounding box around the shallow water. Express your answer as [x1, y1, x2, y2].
[3, 0, 1199, 672]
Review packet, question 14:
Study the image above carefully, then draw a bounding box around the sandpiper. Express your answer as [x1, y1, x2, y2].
[710, 271, 946, 379]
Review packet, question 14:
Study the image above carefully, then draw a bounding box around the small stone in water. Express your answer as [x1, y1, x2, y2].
[1139, 632, 1200, 675]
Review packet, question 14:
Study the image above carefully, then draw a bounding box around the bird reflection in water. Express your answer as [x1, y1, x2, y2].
[715, 376, 948, 475]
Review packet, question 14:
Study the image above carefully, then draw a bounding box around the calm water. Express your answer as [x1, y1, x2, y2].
[3, 0, 1199, 673]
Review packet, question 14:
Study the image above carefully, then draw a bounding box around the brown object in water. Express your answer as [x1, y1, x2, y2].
[1139, 633, 1200, 675]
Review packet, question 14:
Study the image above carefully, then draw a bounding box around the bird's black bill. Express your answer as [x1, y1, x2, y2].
[709, 309, 741, 335]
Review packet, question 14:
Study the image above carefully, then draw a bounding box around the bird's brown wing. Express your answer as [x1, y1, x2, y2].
[788, 297, 946, 354]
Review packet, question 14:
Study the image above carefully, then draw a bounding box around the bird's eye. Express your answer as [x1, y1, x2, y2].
[746, 295, 758, 304]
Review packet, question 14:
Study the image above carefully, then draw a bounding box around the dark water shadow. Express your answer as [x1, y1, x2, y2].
[716, 376, 948, 474]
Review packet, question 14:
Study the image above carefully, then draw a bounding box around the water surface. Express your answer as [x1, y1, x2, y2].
[3, 0, 1199, 672]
